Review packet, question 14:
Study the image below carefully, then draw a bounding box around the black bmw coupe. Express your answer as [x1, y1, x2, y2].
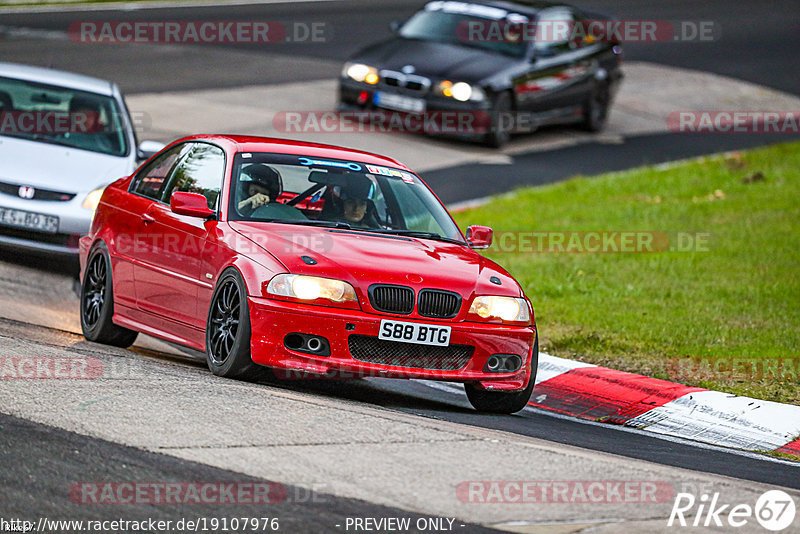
[338, 0, 624, 147]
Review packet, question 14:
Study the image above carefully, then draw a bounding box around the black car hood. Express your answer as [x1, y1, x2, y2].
[353, 37, 519, 83]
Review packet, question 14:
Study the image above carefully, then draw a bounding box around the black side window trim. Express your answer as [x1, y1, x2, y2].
[128, 141, 227, 210]
[128, 142, 190, 202]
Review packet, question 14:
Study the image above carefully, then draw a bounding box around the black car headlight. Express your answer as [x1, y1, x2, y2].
[343, 62, 380, 85]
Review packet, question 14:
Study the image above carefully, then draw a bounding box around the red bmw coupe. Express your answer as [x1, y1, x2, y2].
[79, 135, 537, 413]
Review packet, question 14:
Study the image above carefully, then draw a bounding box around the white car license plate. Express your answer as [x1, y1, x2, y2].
[379, 319, 450, 347]
[0, 207, 58, 233]
[374, 91, 426, 113]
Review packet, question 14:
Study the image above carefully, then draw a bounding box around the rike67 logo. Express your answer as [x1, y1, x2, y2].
[668, 490, 796, 531]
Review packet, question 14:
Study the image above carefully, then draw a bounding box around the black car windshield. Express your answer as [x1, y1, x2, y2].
[228, 152, 467, 245]
[399, 5, 531, 57]
[0, 76, 128, 156]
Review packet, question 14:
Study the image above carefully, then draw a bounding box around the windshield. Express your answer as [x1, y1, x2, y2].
[399, 6, 530, 58]
[0, 76, 129, 156]
[228, 152, 466, 244]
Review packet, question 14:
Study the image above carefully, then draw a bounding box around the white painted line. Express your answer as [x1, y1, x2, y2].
[446, 196, 493, 213]
[413, 378, 800, 467]
[625, 390, 800, 451]
[535, 353, 595, 385]
[523, 405, 800, 468]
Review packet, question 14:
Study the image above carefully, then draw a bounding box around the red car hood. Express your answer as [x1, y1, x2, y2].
[229, 222, 522, 299]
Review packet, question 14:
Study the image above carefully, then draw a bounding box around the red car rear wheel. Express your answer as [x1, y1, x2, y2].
[80, 242, 138, 348]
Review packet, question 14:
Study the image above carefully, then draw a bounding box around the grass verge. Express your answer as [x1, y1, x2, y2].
[451, 140, 800, 404]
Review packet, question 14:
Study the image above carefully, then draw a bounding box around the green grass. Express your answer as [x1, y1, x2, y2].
[451, 141, 800, 404]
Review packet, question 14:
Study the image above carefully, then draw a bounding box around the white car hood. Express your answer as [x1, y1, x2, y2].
[0, 135, 134, 194]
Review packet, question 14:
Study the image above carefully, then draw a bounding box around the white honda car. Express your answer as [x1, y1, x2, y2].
[0, 62, 162, 255]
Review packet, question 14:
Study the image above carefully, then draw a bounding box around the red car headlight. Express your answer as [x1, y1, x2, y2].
[467, 296, 531, 326]
[264, 274, 360, 310]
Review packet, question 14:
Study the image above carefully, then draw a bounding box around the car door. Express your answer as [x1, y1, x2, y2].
[133, 142, 224, 329]
[120, 143, 187, 311]
[513, 8, 593, 118]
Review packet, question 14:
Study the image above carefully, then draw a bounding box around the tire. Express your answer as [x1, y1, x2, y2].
[466, 332, 539, 414]
[205, 268, 267, 381]
[483, 91, 513, 148]
[80, 243, 138, 348]
[582, 83, 610, 132]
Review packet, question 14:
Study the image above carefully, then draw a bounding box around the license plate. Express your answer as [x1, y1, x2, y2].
[0, 207, 58, 233]
[379, 319, 451, 347]
[374, 92, 426, 113]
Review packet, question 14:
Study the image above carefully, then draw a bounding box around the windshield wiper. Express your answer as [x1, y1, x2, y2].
[261, 219, 352, 229]
[368, 229, 465, 245]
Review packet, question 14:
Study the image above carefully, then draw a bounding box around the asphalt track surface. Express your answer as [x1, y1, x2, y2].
[257, 374, 800, 491]
[0, 411, 500, 533]
[1, 0, 800, 528]
[427, 130, 800, 203]
[2, 0, 798, 201]
[1, 0, 798, 95]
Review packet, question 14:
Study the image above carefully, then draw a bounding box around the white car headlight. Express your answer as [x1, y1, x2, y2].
[451, 82, 473, 102]
[469, 296, 530, 323]
[81, 186, 105, 211]
[267, 274, 357, 303]
[344, 63, 380, 85]
[436, 81, 485, 102]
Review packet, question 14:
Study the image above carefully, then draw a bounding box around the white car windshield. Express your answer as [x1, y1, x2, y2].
[0, 76, 128, 156]
[228, 152, 467, 245]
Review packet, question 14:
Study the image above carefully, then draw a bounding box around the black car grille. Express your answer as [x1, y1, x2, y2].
[348, 335, 474, 370]
[378, 71, 430, 93]
[369, 284, 414, 315]
[418, 289, 461, 319]
[0, 181, 76, 202]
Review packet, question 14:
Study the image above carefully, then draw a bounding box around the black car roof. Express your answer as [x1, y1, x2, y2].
[428, 0, 569, 18]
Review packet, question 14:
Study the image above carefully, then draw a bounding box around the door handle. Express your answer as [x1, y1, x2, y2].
[141, 213, 155, 224]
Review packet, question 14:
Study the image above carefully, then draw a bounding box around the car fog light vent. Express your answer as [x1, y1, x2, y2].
[483, 354, 522, 374]
[284, 333, 331, 357]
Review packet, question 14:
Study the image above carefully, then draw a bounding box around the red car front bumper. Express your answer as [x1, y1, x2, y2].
[248, 296, 536, 390]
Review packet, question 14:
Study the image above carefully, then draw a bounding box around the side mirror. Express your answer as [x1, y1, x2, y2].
[170, 191, 215, 219]
[389, 20, 402, 33]
[137, 140, 165, 161]
[466, 225, 493, 249]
